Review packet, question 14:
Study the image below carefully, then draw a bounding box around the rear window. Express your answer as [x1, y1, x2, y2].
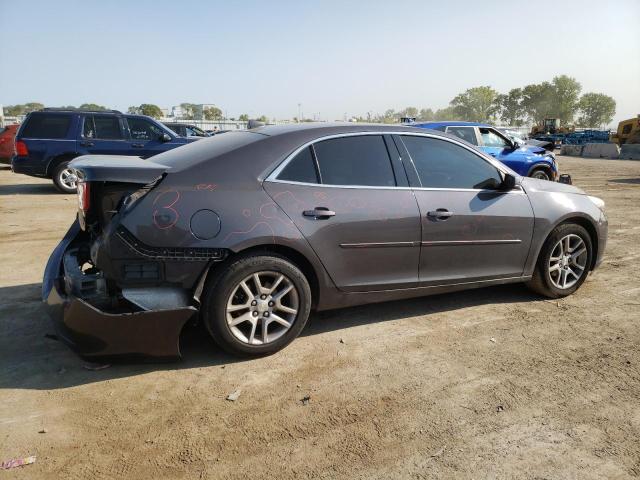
[153, 131, 264, 171]
[21, 114, 71, 139]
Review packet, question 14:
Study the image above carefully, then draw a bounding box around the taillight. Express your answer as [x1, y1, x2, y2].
[16, 140, 28, 156]
[77, 181, 90, 212]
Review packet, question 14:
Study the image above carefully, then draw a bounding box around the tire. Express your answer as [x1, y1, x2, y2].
[530, 168, 551, 181]
[202, 253, 312, 356]
[527, 223, 593, 298]
[52, 161, 78, 193]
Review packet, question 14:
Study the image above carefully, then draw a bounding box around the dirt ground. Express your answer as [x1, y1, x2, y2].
[1, 156, 639, 479]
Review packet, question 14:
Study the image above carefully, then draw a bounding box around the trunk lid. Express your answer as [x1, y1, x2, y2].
[70, 155, 170, 184]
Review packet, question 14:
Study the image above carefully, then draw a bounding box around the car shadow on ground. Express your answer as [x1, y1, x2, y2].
[609, 177, 640, 185]
[0, 183, 64, 195]
[0, 282, 541, 391]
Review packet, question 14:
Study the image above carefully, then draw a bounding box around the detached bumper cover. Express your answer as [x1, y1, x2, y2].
[42, 221, 196, 360]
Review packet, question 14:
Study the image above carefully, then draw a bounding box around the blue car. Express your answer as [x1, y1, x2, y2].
[411, 121, 558, 181]
[12, 108, 200, 193]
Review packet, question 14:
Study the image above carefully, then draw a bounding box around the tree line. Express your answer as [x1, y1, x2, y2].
[2, 102, 263, 122]
[360, 75, 616, 128]
[3, 76, 616, 127]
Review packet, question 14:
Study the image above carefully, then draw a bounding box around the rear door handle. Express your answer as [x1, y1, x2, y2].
[132, 143, 144, 148]
[303, 207, 336, 219]
[427, 209, 453, 220]
[80, 141, 94, 147]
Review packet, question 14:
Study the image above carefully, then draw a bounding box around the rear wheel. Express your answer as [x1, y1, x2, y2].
[530, 168, 551, 181]
[52, 161, 78, 193]
[202, 253, 312, 356]
[527, 223, 592, 298]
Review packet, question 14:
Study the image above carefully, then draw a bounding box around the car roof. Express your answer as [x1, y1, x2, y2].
[250, 122, 443, 137]
[412, 121, 491, 128]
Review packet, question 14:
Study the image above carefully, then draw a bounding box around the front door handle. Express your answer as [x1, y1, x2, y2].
[132, 143, 144, 148]
[427, 209, 453, 220]
[80, 141, 94, 147]
[303, 207, 336, 219]
[489, 153, 497, 157]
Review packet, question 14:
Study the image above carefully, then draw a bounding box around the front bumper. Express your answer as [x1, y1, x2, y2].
[43, 221, 196, 360]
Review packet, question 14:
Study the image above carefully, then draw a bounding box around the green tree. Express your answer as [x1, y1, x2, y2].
[576, 93, 616, 127]
[4, 102, 45, 116]
[551, 75, 581, 124]
[138, 104, 163, 118]
[127, 106, 140, 114]
[203, 106, 223, 121]
[434, 106, 460, 121]
[179, 103, 197, 119]
[521, 82, 555, 125]
[238, 114, 249, 121]
[256, 115, 269, 123]
[496, 88, 525, 126]
[79, 103, 107, 111]
[449, 86, 500, 122]
[418, 108, 435, 121]
[399, 107, 419, 119]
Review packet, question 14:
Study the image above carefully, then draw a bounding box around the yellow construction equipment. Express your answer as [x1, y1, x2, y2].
[610, 115, 640, 145]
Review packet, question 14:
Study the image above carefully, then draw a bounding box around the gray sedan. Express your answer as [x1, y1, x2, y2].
[44, 123, 607, 359]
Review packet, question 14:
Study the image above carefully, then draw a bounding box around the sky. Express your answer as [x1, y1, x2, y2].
[0, 0, 638, 124]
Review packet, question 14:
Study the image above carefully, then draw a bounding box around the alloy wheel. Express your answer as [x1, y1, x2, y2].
[225, 271, 299, 345]
[59, 168, 78, 190]
[548, 234, 588, 289]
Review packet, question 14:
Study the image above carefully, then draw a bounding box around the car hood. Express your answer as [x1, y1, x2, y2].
[520, 177, 585, 195]
[518, 144, 548, 155]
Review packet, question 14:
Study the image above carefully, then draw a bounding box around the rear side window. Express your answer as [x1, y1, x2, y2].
[402, 136, 501, 189]
[313, 135, 396, 187]
[21, 114, 71, 139]
[278, 146, 318, 184]
[446, 126, 478, 145]
[83, 115, 123, 140]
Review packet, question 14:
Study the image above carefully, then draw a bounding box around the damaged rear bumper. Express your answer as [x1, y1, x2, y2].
[42, 221, 197, 360]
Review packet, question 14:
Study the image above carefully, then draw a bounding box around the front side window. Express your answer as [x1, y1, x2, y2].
[313, 135, 396, 187]
[128, 117, 164, 141]
[277, 146, 318, 184]
[21, 114, 71, 139]
[479, 128, 510, 148]
[445, 126, 478, 145]
[402, 136, 502, 189]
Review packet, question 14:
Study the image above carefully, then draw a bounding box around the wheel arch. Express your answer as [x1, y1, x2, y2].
[204, 243, 322, 309]
[46, 153, 80, 177]
[559, 216, 599, 270]
[527, 162, 553, 178]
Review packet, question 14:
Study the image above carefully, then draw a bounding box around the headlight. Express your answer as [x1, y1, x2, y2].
[588, 195, 605, 211]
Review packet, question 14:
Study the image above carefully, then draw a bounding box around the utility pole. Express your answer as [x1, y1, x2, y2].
[297, 103, 302, 122]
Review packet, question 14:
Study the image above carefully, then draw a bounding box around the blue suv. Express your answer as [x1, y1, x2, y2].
[12, 108, 199, 192]
[411, 121, 558, 181]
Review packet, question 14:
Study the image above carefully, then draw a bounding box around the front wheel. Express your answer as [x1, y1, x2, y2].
[527, 223, 593, 298]
[530, 168, 551, 181]
[52, 161, 78, 193]
[202, 253, 312, 356]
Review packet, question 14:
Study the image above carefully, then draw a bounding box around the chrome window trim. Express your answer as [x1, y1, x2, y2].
[266, 130, 517, 191]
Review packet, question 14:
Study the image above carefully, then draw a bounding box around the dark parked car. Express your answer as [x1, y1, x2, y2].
[413, 121, 559, 181]
[0, 123, 19, 164]
[163, 122, 210, 138]
[11, 109, 199, 193]
[44, 124, 607, 359]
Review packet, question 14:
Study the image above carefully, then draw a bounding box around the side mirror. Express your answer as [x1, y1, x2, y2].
[499, 173, 516, 191]
[160, 133, 172, 142]
[511, 141, 520, 150]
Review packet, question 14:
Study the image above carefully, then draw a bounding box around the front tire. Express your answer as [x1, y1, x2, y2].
[530, 168, 551, 181]
[202, 253, 312, 356]
[527, 223, 593, 298]
[52, 161, 78, 193]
